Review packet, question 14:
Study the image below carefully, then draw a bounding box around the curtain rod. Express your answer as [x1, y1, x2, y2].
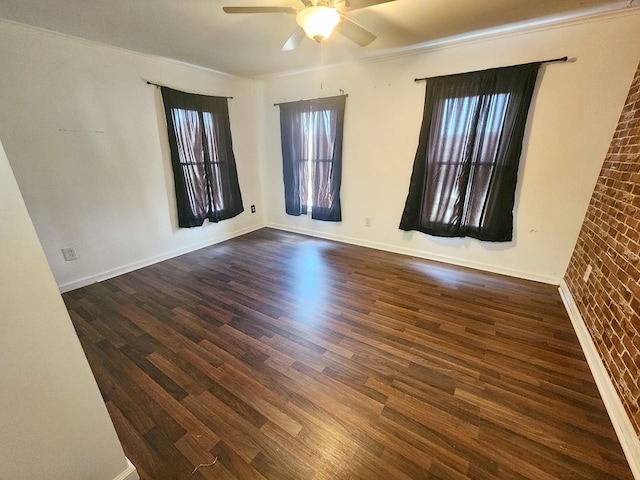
[274, 93, 348, 106]
[145, 80, 233, 99]
[414, 56, 568, 83]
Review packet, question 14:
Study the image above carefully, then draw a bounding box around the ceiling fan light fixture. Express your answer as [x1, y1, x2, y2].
[296, 6, 340, 42]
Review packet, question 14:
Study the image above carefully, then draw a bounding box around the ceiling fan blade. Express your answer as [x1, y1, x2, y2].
[339, 0, 395, 11]
[223, 6, 297, 14]
[282, 26, 306, 51]
[335, 16, 376, 46]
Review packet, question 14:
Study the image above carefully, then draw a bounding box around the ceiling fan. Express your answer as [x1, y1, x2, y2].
[223, 0, 396, 50]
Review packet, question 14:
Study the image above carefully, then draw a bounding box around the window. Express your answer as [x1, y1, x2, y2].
[278, 95, 346, 222]
[399, 63, 540, 242]
[161, 87, 243, 228]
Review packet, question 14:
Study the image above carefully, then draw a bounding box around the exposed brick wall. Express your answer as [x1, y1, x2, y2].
[564, 60, 640, 440]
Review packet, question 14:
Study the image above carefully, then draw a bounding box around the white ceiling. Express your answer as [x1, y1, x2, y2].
[0, 0, 633, 78]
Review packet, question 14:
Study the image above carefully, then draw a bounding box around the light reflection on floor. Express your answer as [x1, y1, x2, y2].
[404, 259, 467, 288]
[287, 241, 332, 324]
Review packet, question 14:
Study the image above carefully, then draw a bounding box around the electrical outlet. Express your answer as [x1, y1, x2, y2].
[251, 205, 256, 213]
[583, 264, 592, 282]
[364, 217, 371, 227]
[61, 247, 78, 261]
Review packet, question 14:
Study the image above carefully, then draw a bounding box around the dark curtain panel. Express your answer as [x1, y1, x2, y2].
[400, 63, 540, 241]
[279, 95, 346, 222]
[161, 87, 243, 228]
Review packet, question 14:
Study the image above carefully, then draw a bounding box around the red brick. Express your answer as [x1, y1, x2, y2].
[564, 60, 640, 438]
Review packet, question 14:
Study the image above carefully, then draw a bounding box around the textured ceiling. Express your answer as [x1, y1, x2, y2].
[0, 0, 633, 77]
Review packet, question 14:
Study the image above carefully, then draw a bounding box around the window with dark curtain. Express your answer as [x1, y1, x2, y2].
[399, 63, 540, 242]
[279, 95, 346, 222]
[161, 87, 243, 228]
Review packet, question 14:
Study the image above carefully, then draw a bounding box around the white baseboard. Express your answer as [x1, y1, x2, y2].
[113, 458, 138, 480]
[59, 222, 560, 293]
[58, 223, 266, 293]
[266, 223, 560, 284]
[559, 281, 640, 480]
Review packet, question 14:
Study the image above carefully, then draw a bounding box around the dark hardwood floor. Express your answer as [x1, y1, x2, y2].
[63, 228, 632, 479]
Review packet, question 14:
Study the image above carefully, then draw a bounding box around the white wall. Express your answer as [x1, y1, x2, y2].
[260, 9, 640, 284]
[0, 20, 265, 292]
[1, 10, 639, 291]
[0, 138, 136, 480]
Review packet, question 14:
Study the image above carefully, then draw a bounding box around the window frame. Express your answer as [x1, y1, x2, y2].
[161, 87, 243, 228]
[400, 63, 540, 242]
[278, 95, 346, 222]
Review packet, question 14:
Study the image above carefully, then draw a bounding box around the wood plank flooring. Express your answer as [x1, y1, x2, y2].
[63, 228, 633, 479]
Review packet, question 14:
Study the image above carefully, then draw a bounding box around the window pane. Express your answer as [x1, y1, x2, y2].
[464, 93, 509, 228]
[400, 63, 539, 241]
[279, 95, 345, 221]
[202, 112, 225, 212]
[422, 96, 478, 226]
[422, 93, 510, 229]
[300, 109, 336, 210]
[161, 87, 244, 227]
[171, 108, 208, 217]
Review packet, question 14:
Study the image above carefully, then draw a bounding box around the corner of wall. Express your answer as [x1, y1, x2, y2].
[113, 459, 139, 480]
[559, 281, 640, 480]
